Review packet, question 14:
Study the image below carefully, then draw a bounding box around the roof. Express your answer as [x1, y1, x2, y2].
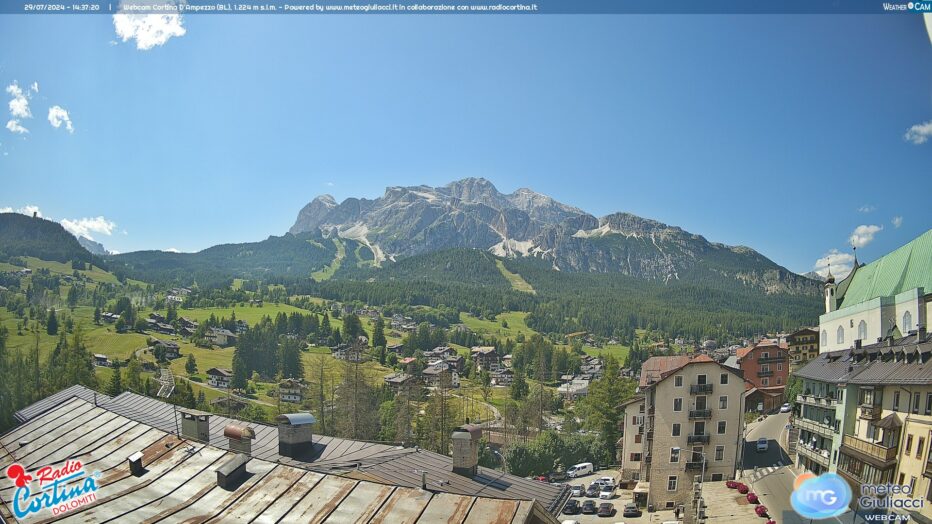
[638, 355, 691, 388]
[0, 395, 558, 524]
[837, 229, 932, 308]
[277, 413, 317, 426]
[797, 332, 932, 385]
[206, 367, 233, 377]
[794, 350, 858, 383]
[4, 387, 568, 516]
[12, 384, 109, 424]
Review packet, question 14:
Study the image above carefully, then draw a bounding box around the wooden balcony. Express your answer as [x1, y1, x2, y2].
[859, 404, 882, 421]
[842, 434, 897, 463]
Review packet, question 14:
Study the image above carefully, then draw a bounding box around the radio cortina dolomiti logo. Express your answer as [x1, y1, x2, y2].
[5, 459, 101, 519]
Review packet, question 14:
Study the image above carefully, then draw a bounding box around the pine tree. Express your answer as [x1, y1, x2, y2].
[372, 317, 387, 349]
[185, 353, 198, 375]
[94, 306, 101, 325]
[107, 363, 123, 396]
[46, 308, 58, 335]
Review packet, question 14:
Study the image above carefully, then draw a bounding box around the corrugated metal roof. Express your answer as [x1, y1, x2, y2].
[0, 397, 559, 524]
[837, 229, 932, 308]
[13, 384, 109, 423]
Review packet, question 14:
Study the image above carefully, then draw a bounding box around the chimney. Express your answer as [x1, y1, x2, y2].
[920, 326, 927, 340]
[216, 454, 249, 490]
[277, 413, 316, 459]
[179, 408, 211, 442]
[451, 424, 481, 477]
[128, 451, 145, 476]
[224, 424, 256, 455]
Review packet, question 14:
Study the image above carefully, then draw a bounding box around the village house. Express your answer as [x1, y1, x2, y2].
[278, 379, 307, 403]
[422, 363, 460, 389]
[725, 338, 789, 412]
[235, 319, 249, 334]
[151, 339, 181, 360]
[207, 328, 238, 347]
[93, 354, 110, 367]
[207, 367, 233, 389]
[491, 368, 514, 386]
[557, 379, 589, 400]
[101, 312, 120, 323]
[387, 343, 404, 353]
[383, 372, 417, 392]
[471, 346, 500, 372]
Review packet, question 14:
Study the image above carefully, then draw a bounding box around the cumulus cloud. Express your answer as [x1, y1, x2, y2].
[5, 120, 28, 134]
[905, 121, 932, 145]
[5, 82, 33, 135]
[164, 247, 181, 253]
[47, 106, 74, 133]
[0, 207, 12, 213]
[849, 224, 882, 249]
[1, 204, 43, 217]
[113, 1, 186, 51]
[30, 82, 38, 94]
[857, 205, 876, 213]
[60, 216, 117, 241]
[892, 216, 903, 228]
[813, 249, 855, 280]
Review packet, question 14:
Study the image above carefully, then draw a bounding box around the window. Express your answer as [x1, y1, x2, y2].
[761, 352, 769, 360]
[911, 477, 917, 495]
[904, 311, 914, 333]
[630, 453, 641, 462]
[711, 473, 724, 481]
[777, 363, 783, 371]
[915, 393, 921, 415]
[667, 476, 677, 491]
[715, 445, 725, 461]
[665, 501, 675, 509]
[635, 434, 642, 444]
[761, 364, 770, 373]
[697, 374, 707, 385]
[674, 398, 683, 412]
[670, 448, 680, 463]
[762, 378, 769, 386]
[719, 396, 728, 409]
[906, 434, 914, 455]
[894, 391, 900, 411]
[695, 421, 706, 435]
[837, 326, 845, 345]
[918, 437, 925, 459]
[858, 320, 867, 341]
[777, 377, 783, 385]
[821, 330, 828, 346]
[720, 373, 729, 385]
[672, 423, 681, 437]
[926, 393, 932, 416]
[696, 396, 707, 410]
[717, 421, 727, 434]
[674, 375, 683, 387]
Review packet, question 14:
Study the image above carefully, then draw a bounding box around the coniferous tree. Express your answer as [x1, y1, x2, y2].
[106, 363, 123, 396]
[372, 317, 387, 349]
[46, 308, 58, 335]
[185, 353, 198, 375]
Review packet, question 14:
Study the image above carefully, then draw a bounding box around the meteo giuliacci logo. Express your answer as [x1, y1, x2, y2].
[5, 460, 101, 519]
[791, 472, 853, 519]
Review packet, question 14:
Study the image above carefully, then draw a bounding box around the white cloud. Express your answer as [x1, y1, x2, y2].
[905, 121, 932, 145]
[47, 106, 74, 133]
[1, 205, 43, 217]
[60, 216, 117, 241]
[30, 82, 38, 94]
[857, 205, 876, 213]
[813, 249, 855, 280]
[849, 224, 882, 249]
[0, 207, 12, 213]
[892, 216, 903, 228]
[113, 1, 186, 51]
[164, 247, 181, 253]
[325, 181, 335, 187]
[6, 82, 31, 119]
[5, 120, 28, 134]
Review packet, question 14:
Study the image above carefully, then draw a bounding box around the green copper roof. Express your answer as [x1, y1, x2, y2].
[838, 229, 932, 308]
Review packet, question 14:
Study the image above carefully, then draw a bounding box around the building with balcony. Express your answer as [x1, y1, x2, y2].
[819, 229, 931, 354]
[788, 327, 820, 368]
[618, 395, 646, 481]
[726, 339, 789, 413]
[633, 354, 746, 514]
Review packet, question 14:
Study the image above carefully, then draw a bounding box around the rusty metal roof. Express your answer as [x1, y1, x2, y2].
[0, 395, 559, 524]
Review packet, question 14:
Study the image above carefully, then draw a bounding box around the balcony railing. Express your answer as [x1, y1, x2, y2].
[796, 394, 839, 408]
[757, 370, 774, 378]
[758, 356, 787, 364]
[689, 409, 712, 420]
[794, 416, 836, 437]
[685, 460, 706, 471]
[690, 384, 713, 394]
[687, 434, 710, 444]
[797, 443, 831, 467]
[842, 434, 897, 463]
[859, 404, 882, 420]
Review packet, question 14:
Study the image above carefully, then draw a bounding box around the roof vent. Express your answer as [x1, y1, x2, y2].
[277, 413, 316, 459]
[224, 424, 256, 455]
[451, 424, 482, 478]
[128, 451, 145, 476]
[216, 454, 250, 490]
[179, 408, 211, 443]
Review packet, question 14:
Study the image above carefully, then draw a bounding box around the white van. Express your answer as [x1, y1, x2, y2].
[566, 462, 594, 478]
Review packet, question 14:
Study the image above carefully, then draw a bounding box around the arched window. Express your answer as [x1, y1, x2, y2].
[821, 330, 828, 347]
[858, 320, 867, 341]
[904, 311, 913, 333]
[836, 326, 845, 345]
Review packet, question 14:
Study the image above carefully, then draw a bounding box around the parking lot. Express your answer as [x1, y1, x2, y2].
[556, 469, 680, 524]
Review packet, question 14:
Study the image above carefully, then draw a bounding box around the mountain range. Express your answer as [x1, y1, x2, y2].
[290, 178, 818, 295]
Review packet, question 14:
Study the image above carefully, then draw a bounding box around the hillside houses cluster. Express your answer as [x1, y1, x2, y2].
[556, 355, 605, 400]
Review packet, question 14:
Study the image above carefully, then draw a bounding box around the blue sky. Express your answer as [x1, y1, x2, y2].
[1, 13, 930, 276]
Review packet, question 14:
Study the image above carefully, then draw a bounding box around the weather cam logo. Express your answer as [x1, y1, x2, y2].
[4, 460, 101, 519]
[791, 472, 852, 519]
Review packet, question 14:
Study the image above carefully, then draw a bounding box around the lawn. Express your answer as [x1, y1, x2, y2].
[177, 303, 311, 325]
[459, 311, 538, 341]
[495, 260, 535, 294]
[582, 343, 630, 362]
[311, 238, 345, 281]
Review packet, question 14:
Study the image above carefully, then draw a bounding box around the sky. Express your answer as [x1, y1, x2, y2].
[0, 12, 930, 276]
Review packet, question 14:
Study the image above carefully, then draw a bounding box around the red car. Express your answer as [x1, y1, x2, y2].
[534, 475, 548, 483]
[747, 493, 760, 504]
[737, 483, 749, 494]
[725, 480, 738, 489]
[755, 505, 769, 517]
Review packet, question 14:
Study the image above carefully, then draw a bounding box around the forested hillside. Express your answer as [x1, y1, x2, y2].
[0, 213, 104, 267]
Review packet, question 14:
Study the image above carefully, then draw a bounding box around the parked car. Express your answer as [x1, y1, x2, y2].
[581, 500, 597, 514]
[597, 476, 616, 488]
[747, 492, 760, 504]
[756, 505, 769, 517]
[549, 470, 567, 482]
[567, 462, 594, 478]
[780, 403, 792, 413]
[585, 484, 600, 497]
[534, 475, 549, 483]
[562, 500, 580, 515]
[756, 438, 769, 452]
[570, 485, 584, 497]
[598, 484, 614, 499]
[737, 483, 749, 494]
[622, 503, 642, 517]
[597, 502, 615, 517]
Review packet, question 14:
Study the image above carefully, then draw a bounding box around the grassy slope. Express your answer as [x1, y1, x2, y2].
[459, 311, 537, 340]
[495, 259, 535, 294]
[311, 238, 346, 281]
